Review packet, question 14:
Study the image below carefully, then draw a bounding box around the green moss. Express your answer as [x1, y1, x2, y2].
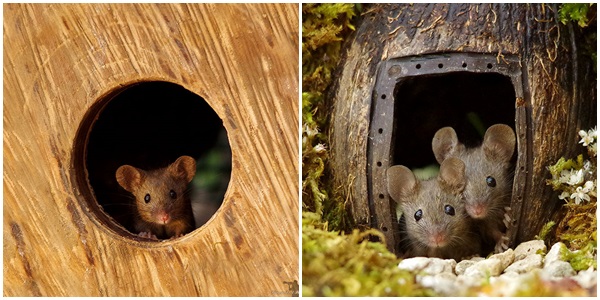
[535, 221, 556, 241]
[559, 3, 594, 27]
[302, 212, 434, 296]
[302, 3, 358, 229]
[558, 4, 597, 72]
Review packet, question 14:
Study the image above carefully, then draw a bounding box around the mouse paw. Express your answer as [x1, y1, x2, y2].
[494, 235, 510, 253]
[138, 231, 158, 240]
[502, 210, 512, 228]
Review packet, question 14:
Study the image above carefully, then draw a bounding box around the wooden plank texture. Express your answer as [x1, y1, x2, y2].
[3, 3, 299, 296]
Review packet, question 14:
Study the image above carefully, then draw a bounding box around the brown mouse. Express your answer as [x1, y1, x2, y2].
[432, 124, 516, 253]
[116, 155, 197, 240]
[387, 157, 481, 260]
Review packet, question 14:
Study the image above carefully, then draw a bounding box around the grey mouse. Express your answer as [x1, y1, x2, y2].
[432, 124, 516, 253]
[387, 157, 481, 260]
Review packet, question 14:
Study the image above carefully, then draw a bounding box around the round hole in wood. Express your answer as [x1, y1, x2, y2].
[72, 81, 231, 240]
[438, 63, 443, 68]
[462, 62, 467, 68]
[377, 161, 382, 167]
[487, 63, 493, 69]
[378, 193, 384, 199]
[378, 128, 383, 134]
[415, 64, 421, 69]
[381, 94, 387, 99]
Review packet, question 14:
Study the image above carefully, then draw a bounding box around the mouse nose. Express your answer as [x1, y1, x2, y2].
[157, 211, 171, 224]
[430, 231, 448, 247]
[467, 202, 487, 219]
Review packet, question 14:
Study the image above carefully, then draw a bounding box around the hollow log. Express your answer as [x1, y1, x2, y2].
[329, 3, 596, 251]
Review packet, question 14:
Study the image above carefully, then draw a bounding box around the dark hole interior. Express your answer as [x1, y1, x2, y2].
[390, 71, 516, 255]
[391, 71, 516, 169]
[85, 81, 230, 237]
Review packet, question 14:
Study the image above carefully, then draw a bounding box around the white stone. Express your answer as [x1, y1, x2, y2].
[504, 254, 543, 274]
[463, 258, 504, 278]
[455, 259, 477, 275]
[499, 270, 520, 280]
[488, 248, 515, 271]
[455, 274, 486, 289]
[572, 266, 597, 289]
[417, 272, 458, 296]
[542, 260, 576, 278]
[544, 242, 568, 267]
[513, 240, 546, 261]
[397, 257, 456, 274]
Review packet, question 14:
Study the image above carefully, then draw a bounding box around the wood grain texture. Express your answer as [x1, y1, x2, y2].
[329, 3, 595, 250]
[3, 3, 298, 296]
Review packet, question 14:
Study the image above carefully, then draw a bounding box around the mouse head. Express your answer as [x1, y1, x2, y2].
[116, 155, 196, 225]
[432, 124, 516, 219]
[432, 124, 516, 164]
[387, 157, 469, 249]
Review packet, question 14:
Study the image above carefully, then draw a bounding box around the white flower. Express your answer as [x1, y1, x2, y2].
[559, 169, 584, 186]
[558, 170, 571, 184]
[583, 180, 595, 193]
[589, 126, 597, 139]
[558, 191, 571, 200]
[567, 169, 584, 186]
[304, 124, 319, 138]
[570, 186, 591, 204]
[579, 126, 597, 146]
[313, 143, 326, 153]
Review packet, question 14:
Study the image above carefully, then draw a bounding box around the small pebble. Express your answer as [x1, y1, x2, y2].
[542, 260, 576, 278]
[464, 258, 503, 278]
[455, 259, 477, 275]
[489, 248, 514, 270]
[417, 272, 457, 296]
[504, 254, 543, 274]
[572, 266, 597, 289]
[398, 257, 456, 274]
[544, 242, 568, 267]
[513, 240, 546, 261]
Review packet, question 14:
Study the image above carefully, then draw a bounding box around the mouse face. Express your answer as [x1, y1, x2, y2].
[116, 156, 196, 235]
[432, 124, 516, 220]
[387, 158, 479, 259]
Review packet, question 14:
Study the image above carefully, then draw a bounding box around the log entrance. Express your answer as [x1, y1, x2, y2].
[368, 53, 528, 251]
[73, 81, 229, 238]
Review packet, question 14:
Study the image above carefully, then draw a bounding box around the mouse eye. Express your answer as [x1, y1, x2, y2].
[444, 205, 455, 216]
[414, 209, 423, 221]
[144, 194, 151, 203]
[169, 190, 177, 199]
[486, 176, 497, 187]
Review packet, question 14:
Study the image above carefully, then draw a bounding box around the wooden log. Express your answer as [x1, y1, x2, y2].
[3, 3, 298, 296]
[329, 3, 595, 251]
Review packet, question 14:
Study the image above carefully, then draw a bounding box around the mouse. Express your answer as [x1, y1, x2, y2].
[115, 155, 197, 240]
[432, 124, 516, 253]
[387, 157, 481, 260]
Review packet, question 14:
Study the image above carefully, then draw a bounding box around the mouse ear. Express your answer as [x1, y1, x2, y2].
[116, 165, 143, 192]
[432, 127, 464, 164]
[386, 165, 418, 203]
[482, 124, 516, 163]
[169, 156, 197, 183]
[438, 157, 466, 193]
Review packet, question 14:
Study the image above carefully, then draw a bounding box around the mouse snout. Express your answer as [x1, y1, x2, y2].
[156, 210, 171, 224]
[428, 231, 448, 248]
[466, 202, 487, 219]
